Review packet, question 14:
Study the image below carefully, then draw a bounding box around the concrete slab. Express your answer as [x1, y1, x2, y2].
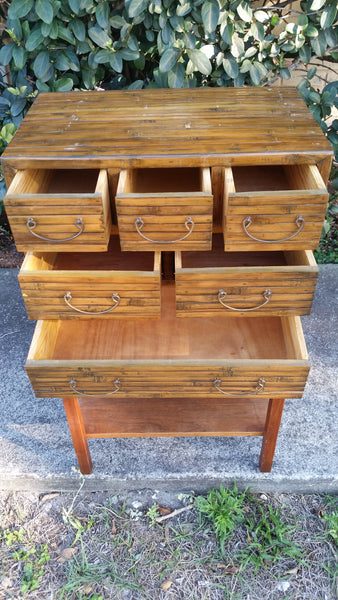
[0, 266, 337, 494]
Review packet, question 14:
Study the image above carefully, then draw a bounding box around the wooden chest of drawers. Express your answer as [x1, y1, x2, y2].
[2, 87, 332, 474]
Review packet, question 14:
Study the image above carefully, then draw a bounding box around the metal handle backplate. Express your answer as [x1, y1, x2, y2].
[69, 377, 121, 397]
[135, 216, 194, 244]
[218, 289, 272, 312]
[213, 377, 266, 396]
[26, 217, 84, 242]
[242, 215, 305, 243]
[64, 292, 120, 315]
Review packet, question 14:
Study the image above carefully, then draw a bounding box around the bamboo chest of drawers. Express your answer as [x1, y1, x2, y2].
[2, 87, 332, 474]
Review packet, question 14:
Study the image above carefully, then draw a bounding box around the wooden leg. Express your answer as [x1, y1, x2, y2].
[62, 397, 93, 475]
[259, 398, 285, 473]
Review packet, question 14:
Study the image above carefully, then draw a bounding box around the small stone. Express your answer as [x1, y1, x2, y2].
[276, 581, 291, 592]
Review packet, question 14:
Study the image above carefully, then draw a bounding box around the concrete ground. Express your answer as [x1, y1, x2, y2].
[0, 266, 337, 494]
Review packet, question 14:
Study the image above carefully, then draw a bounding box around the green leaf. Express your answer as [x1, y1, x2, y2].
[201, 1, 220, 35]
[320, 6, 337, 29]
[251, 21, 264, 42]
[249, 62, 261, 85]
[168, 62, 185, 87]
[71, 19, 86, 41]
[64, 49, 80, 71]
[119, 47, 139, 60]
[187, 49, 211, 75]
[8, 0, 33, 19]
[244, 46, 257, 58]
[305, 25, 319, 37]
[54, 51, 70, 70]
[12, 45, 26, 70]
[309, 0, 326, 10]
[109, 52, 123, 72]
[223, 55, 238, 78]
[69, 0, 82, 14]
[35, 0, 53, 24]
[176, 3, 191, 17]
[299, 44, 311, 63]
[96, 2, 109, 29]
[159, 47, 180, 72]
[280, 67, 291, 80]
[128, 80, 144, 89]
[110, 15, 126, 28]
[237, 1, 252, 22]
[58, 26, 76, 44]
[33, 50, 50, 79]
[128, 0, 148, 18]
[54, 77, 74, 91]
[10, 97, 26, 117]
[309, 90, 321, 103]
[0, 42, 15, 65]
[307, 66, 317, 79]
[88, 25, 111, 48]
[254, 10, 269, 23]
[231, 33, 244, 58]
[81, 67, 96, 89]
[310, 30, 327, 56]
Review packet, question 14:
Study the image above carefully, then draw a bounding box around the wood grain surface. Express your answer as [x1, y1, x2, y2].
[2, 88, 332, 175]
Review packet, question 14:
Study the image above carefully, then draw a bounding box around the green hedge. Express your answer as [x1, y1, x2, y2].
[0, 0, 337, 192]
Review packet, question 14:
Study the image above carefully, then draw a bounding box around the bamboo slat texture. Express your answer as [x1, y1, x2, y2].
[1, 88, 332, 176]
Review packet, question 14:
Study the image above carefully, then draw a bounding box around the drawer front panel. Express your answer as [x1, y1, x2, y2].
[20, 274, 161, 320]
[26, 363, 309, 399]
[4, 169, 111, 252]
[223, 165, 328, 251]
[175, 268, 318, 317]
[116, 194, 213, 251]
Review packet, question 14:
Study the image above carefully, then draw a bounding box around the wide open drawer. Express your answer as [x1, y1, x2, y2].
[4, 169, 111, 252]
[175, 234, 318, 317]
[223, 164, 328, 251]
[26, 282, 309, 399]
[19, 236, 161, 320]
[116, 167, 213, 251]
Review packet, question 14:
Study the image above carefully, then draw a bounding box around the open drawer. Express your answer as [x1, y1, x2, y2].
[4, 169, 111, 252]
[19, 236, 161, 320]
[26, 281, 309, 399]
[175, 234, 318, 317]
[116, 167, 213, 251]
[223, 164, 328, 251]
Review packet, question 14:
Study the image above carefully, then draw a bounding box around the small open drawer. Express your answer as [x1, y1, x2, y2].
[26, 282, 309, 400]
[223, 164, 328, 251]
[19, 236, 161, 320]
[4, 169, 111, 252]
[116, 167, 213, 251]
[175, 234, 318, 317]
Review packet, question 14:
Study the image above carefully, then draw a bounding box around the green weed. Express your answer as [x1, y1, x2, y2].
[12, 543, 50, 594]
[195, 483, 247, 549]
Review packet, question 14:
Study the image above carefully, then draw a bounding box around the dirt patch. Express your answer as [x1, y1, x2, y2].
[0, 490, 337, 600]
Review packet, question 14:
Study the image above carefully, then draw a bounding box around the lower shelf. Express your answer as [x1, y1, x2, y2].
[80, 396, 267, 438]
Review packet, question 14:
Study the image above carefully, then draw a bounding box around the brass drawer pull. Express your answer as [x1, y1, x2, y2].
[135, 216, 194, 244]
[69, 377, 121, 396]
[218, 289, 272, 312]
[64, 292, 120, 315]
[242, 215, 305, 243]
[213, 377, 266, 396]
[26, 217, 84, 242]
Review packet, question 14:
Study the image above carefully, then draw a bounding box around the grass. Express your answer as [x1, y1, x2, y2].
[0, 487, 337, 600]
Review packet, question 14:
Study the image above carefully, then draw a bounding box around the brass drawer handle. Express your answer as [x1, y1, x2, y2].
[242, 215, 305, 243]
[64, 292, 120, 315]
[135, 216, 194, 244]
[26, 217, 84, 242]
[69, 377, 121, 397]
[213, 377, 266, 396]
[218, 289, 272, 312]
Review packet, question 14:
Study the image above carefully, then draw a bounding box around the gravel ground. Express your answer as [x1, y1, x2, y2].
[0, 489, 337, 600]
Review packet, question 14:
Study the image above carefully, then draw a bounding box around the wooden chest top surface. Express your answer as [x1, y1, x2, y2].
[2, 87, 332, 170]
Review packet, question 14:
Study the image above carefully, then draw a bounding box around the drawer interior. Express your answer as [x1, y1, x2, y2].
[180, 234, 315, 269]
[24, 236, 157, 272]
[122, 167, 203, 193]
[8, 169, 100, 195]
[30, 282, 307, 362]
[229, 164, 325, 193]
